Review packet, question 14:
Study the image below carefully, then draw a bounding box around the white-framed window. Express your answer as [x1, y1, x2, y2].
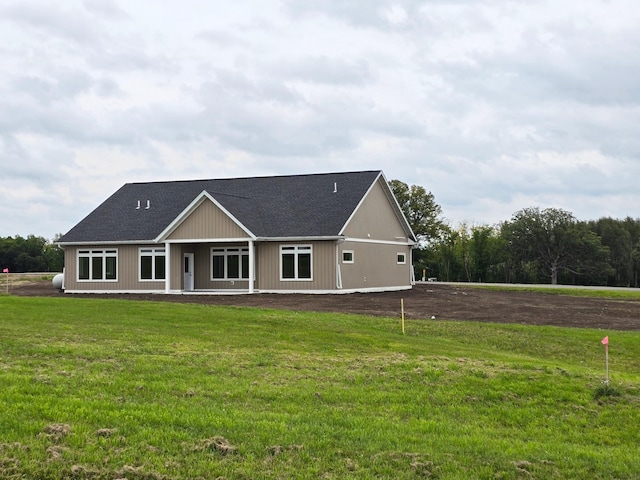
[342, 250, 354, 264]
[77, 249, 118, 281]
[397, 252, 407, 264]
[280, 245, 312, 281]
[211, 247, 249, 280]
[139, 247, 166, 281]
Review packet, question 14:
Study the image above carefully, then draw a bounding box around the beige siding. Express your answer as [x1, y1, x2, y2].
[338, 242, 412, 290]
[342, 178, 408, 241]
[63, 245, 165, 291]
[168, 199, 250, 240]
[170, 244, 183, 290]
[256, 241, 336, 291]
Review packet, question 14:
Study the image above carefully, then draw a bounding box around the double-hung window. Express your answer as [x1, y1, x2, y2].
[139, 248, 166, 281]
[211, 247, 249, 280]
[78, 249, 118, 281]
[280, 245, 312, 280]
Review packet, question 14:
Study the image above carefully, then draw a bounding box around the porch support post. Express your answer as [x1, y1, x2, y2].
[165, 242, 171, 293]
[248, 239, 255, 293]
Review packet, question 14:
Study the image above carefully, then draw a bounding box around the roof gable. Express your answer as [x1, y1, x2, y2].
[341, 174, 416, 242]
[59, 171, 387, 244]
[162, 192, 253, 241]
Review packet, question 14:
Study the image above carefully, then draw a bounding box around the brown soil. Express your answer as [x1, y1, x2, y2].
[10, 282, 640, 330]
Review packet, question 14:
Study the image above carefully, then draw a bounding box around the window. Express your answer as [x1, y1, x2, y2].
[139, 248, 166, 281]
[397, 252, 406, 264]
[77, 249, 117, 281]
[211, 247, 250, 280]
[342, 250, 354, 264]
[280, 245, 312, 280]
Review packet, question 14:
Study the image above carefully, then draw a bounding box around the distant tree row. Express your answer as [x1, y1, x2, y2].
[0, 235, 64, 273]
[390, 180, 640, 287]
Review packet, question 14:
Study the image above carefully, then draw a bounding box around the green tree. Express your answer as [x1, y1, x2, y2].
[502, 207, 610, 285]
[388, 180, 446, 242]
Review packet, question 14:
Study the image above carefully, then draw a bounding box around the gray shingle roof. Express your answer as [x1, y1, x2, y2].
[59, 170, 411, 243]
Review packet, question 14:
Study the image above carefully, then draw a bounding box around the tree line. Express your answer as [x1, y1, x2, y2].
[390, 180, 640, 287]
[0, 235, 64, 273]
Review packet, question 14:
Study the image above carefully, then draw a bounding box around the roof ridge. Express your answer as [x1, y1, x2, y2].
[127, 170, 382, 186]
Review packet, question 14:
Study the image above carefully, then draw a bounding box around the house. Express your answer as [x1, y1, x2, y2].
[57, 170, 416, 294]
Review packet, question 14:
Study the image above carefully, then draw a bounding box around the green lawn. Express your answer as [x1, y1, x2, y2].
[1, 296, 639, 479]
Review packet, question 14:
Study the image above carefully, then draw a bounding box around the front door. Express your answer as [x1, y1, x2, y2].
[183, 253, 194, 291]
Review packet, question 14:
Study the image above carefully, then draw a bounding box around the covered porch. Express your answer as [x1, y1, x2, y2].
[164, 240, 256, 294]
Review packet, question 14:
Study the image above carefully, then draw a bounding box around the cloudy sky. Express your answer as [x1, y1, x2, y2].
[1, 0, 639, 240]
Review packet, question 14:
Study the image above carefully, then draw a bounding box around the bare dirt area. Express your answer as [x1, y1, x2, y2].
[9, 281, 640, 331]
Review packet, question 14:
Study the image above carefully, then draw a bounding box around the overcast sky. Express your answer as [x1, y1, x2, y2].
[1, 0, 639, 240]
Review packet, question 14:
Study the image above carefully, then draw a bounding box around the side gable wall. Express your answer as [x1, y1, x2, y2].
[167, 198, 250, 240]
[339, 177, 413, 291]
[341, 177, 408, 241]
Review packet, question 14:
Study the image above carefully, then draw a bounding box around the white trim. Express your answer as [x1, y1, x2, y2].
[76, 248, 118, 282]
[248, 239, 255, 294]
[165, 237, 251, 244]
[279, 244, 313, 281]
[64, 289, 167, 294]
[255, 236, 343, 242]
[155, 190, 256, 242]
[342, 250, 354, 264]
[59, 240, 152, 247]
[343, 237, 415, 246]
[138, 247, 166, 282]
[64, 285, 413, 295]
[211, 246, 250, 281]
[259, 285, 412, 294]
[165, 242, 171, 293]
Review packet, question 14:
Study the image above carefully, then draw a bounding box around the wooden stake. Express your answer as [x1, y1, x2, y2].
[401, 298, 405, 335]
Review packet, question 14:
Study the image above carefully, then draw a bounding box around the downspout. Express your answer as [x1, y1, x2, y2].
[248, 239, 255, 293]
[165, 242, 171, 293]
[410, 247, 415, 285]
[335, 241, 342, 289]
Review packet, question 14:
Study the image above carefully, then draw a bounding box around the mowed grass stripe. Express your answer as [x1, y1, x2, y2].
[1, 296, 639, 479]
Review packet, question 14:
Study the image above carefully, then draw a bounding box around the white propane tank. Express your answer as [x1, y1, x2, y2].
[52, 273, 64, 290]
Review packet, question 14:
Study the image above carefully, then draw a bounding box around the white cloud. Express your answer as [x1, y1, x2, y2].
[1, 0, 639, 239]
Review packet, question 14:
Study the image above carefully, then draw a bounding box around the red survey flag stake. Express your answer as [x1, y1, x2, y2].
[601, 336, 609, 345]
[2, 268, 8, 273]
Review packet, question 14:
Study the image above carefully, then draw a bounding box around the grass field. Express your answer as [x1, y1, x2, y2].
[1, 295, 639, 479]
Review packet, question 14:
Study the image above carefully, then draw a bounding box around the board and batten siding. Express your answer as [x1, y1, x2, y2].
[167, 198, 250, 240]
[63, 244, 165, 291]
[341, 177, 408, 241]
[338, 242, 412, 290]
[256, 241, 336, 291]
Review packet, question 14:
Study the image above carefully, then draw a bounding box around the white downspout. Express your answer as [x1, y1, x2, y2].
[248, 239, 255, 293]
[336, 242, 342, 289]
[410, 247, 415, 285]
[165, 242, 171, 293]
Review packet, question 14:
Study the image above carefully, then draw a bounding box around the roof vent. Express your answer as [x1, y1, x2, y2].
[136, 200, 141, 210]
[145, 200, 151, 210]
[333, 182, 337, 193]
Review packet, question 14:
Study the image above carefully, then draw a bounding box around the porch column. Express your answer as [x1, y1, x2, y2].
[248, 239, 255, 293]
[165, 242, 171, 293]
